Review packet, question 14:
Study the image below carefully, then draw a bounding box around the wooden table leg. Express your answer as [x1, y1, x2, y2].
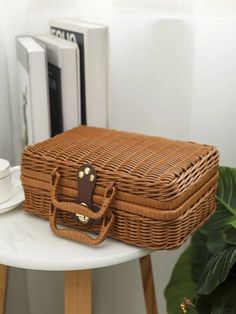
[64, 269, 91, 314]
[140, 255, 158, 314]
[0, 265, 8, 314]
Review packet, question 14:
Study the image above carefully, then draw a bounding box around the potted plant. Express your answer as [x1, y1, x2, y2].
[165, 166, 236, 314]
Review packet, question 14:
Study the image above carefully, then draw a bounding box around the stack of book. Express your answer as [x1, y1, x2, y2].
[16, 19, 108, 146]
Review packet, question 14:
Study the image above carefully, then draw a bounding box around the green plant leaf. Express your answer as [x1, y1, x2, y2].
[197, 246, 236, 295]
[222, 216, 236, 245]
[199, 166, 236, 253]
[165, 166, 236, 313]
[217, 167, 236, 215]
[165, 246, 198, 314]
[228, 217, 236, 229]
[196, 280, 236, 313]
[223, 226, 236, 245]
[191, 232, 212, 285]
[199, 207, 230, 253]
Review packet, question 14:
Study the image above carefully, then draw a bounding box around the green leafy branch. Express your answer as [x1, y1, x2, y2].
[165, 167, 236, 314]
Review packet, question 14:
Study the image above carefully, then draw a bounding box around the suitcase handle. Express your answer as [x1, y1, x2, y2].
[49, 203, 115, 245]
[49, 168, 116, 245]
[50, 168, 116, 220]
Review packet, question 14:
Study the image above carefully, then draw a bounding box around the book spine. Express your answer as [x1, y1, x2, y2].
[30, 52, 51, 143]
[48, 62, 63, 136]
[51, 27, 87, 125]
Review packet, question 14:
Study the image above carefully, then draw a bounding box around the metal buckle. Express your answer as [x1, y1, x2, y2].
[76, 202, 90, 224]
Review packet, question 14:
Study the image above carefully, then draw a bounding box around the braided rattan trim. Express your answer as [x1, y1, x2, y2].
[21, 173, 218, 220]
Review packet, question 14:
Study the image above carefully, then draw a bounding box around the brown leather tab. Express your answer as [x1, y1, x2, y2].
[77, 164, 100, 224]
[50, 168, 116, 221]
[77, 164, 97, 209]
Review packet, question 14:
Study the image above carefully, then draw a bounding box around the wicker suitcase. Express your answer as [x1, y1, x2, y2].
[21, 126, 219, 249]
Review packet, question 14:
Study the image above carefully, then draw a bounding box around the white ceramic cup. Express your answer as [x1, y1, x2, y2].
[0, 159, 12, 204]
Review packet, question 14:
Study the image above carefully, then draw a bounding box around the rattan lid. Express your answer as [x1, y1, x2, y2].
[23, 126, 219, 206]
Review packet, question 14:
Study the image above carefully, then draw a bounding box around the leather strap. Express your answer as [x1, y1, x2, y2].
[77, 164, 100, 225]
[49, 203, 114, 245]
[49, 168, 116, 245]
[50, 168, 116, 220]
[77, 164, 97, 209]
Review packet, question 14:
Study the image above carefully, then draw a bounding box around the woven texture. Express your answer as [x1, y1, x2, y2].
[21, 126, 219, 249]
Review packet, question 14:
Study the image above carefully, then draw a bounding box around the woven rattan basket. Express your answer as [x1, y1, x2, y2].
[21, 126, 219, 249]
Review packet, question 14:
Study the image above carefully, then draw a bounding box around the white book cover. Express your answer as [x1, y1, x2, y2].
[36, 35, 80, 133]
[50, 18, 108, 127]
[16, 36, 50, 146]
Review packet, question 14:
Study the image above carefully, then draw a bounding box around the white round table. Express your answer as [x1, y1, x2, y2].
[0, 207, 158, 314]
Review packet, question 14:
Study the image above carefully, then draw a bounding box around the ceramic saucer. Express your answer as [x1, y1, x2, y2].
[0, 166, 24, 214]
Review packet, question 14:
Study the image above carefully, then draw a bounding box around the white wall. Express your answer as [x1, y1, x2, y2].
[109, 15, 194, 140]
[191, 16, 236, 166]
[1, 1, 236, 314]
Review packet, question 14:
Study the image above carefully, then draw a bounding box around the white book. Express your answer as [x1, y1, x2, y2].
[16, 36, 50, 146]
[50, 18, 108, 127]
[36, 34, 80, 133]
